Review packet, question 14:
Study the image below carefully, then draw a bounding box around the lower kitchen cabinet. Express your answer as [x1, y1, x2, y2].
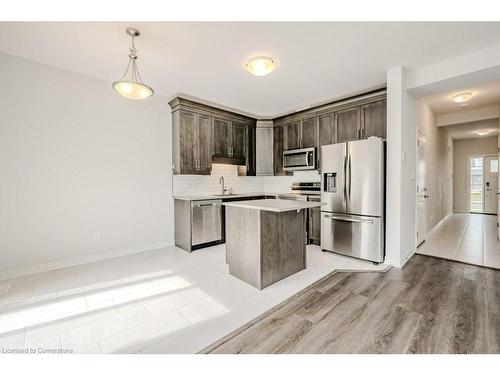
[308, 204, 321, 245]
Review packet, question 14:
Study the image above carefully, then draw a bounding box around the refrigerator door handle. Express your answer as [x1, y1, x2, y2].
[324, 214, 374, 224]
[343, 144, 348, 205]
[347, 149, 352, 202]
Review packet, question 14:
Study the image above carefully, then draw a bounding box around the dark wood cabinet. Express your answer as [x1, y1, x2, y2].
[171, 93, 385, 177]
[361, 100, 387, 139]
[335, 106, 361, 143]
[300, 117, 318, 148]
[246, 126, 256, 176]
[197, 115, 212, 173]
[232, 122, 247, 160]
[285, 122, 301, 151]
[318, 113, 334, 169]
[178, 110, 211, 175]
[213, 117, 230, 157]
[308, 205, 321, 245]
[273, 125, 285, 175]
[170, 97, 257, 176]
[179, 110, 197, 174]
[319, 114, 334, 147]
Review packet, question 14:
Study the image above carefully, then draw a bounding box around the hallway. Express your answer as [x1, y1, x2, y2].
[417, 213, 500, 269]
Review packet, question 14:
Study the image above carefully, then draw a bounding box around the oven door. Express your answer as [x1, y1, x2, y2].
[283, 148, 316, 171]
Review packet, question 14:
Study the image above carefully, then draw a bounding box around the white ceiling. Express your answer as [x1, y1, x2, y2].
[1, 22, 500, 117]
[445, 119, 499, 140]
[424, 79, 500, 115]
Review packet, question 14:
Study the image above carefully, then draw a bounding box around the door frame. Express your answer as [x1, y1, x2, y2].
[416, 130, 427, 246]
[466, 154, 497, 214]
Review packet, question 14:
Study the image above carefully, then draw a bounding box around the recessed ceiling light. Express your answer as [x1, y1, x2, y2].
[246, 57, 276, 76]
[451, 92, 472, 103]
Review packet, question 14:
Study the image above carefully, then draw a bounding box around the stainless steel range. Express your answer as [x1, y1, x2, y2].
[277, 182, 321, 245]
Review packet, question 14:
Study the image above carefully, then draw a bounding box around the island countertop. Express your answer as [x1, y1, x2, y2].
[223, 198, 323, 212]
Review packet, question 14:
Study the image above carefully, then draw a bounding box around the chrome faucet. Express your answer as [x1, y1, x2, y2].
[219, 176, 227, 196]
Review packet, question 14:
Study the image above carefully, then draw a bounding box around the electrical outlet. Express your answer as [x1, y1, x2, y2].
[94, 232, 102, 240]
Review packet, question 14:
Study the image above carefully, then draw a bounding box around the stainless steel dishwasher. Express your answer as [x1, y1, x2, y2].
[191, 199, 223, 249]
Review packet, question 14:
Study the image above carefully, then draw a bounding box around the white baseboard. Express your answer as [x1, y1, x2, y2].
[0, 241, 173, 282]
[426, 212, 452, 238]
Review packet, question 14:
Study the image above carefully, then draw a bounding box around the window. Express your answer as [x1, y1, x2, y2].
[490, 159, 498, 173]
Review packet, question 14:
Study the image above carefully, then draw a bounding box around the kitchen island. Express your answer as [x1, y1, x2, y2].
[223, 199, 323, 289]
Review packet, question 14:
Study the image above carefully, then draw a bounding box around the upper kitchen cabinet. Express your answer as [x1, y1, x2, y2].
[282, 117, 318, 151]
[231, 121, 247, 160]
[246, 125, 256, 176]
[361, 99, 387, 139]
[284, 122, 301, 150]
[273, 125, 285, 175]
[213, 117, 230, 157]
[335, 106, 361, 143]
[174, 109, 212, 175]
[300, 117, 318, 148]
[318, 113, 334, 147]
[169, 97, 257, 175]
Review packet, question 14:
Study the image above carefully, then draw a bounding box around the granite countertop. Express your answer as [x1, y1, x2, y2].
[223, 199, 324, 212]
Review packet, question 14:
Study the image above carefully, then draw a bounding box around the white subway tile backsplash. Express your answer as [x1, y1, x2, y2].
[173, 168, 320, 197]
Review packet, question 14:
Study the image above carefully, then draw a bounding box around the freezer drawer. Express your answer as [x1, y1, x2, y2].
[321, 212, 384, 263]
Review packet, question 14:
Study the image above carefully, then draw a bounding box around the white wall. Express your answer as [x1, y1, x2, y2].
[453, 136, 498, 212]
[0, 53, 174, 276]
[436, 105, 500, 127]
[417, 99, 453, 233]
[386, 67, 417, 268]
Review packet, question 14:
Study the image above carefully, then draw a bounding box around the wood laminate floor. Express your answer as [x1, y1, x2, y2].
[206, 255, 500, 354]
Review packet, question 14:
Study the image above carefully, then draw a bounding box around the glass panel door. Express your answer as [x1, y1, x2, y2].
[469, 157, 484, 213]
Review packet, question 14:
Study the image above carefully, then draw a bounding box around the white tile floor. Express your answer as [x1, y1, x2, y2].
[416, 213, 500, 269]
[0, 244, 385, 354]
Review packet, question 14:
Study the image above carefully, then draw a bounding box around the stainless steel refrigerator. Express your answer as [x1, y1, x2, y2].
[320, 137, 385, 263]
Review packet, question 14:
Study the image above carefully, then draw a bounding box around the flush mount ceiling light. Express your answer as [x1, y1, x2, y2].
[112, 27, 154, 100]
[451, 92, 472, 104]
[246, 56, 276, 76]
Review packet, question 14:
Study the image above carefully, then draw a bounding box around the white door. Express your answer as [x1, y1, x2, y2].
[416, 132, 427, 246]
[484, 155, 498, 214]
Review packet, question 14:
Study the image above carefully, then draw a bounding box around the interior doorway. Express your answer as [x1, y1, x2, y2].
[469, 154, 498, 214]
[416, 131, 427, 246]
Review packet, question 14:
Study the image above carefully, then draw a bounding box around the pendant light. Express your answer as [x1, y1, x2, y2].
[112, 27, 154, 100]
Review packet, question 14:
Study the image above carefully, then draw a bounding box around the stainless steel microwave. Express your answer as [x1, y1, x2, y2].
[283, 147, 316, 171]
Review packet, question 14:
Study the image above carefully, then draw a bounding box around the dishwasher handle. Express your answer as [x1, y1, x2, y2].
[191, 200, 222, 208]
